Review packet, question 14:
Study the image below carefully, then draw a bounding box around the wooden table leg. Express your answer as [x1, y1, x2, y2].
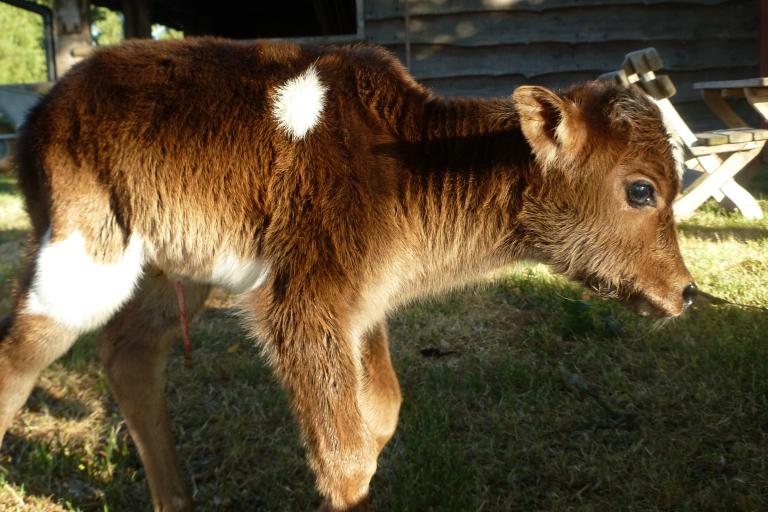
[701, 89, 748, 128]
[744, 88, 768, 123]
[675, 145, 764, 219]
[719, 179, 764, 220]
[685, 156, 725, 202]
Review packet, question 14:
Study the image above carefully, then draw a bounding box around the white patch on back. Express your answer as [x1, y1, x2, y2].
[25, 230, 145, 333]
[272, 64, 326, 139]
[210, 251, 269, 293]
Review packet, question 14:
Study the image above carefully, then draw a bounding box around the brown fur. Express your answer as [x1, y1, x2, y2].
[1, 38, 693, 510]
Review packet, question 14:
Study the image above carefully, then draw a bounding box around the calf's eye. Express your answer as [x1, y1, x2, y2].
[627, 181, 656, 207]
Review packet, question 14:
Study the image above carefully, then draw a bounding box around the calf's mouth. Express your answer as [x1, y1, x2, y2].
[582, 275, 692, 318]
[624, 291, 683, 318]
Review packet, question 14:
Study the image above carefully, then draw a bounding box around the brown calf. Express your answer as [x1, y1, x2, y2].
[0, 38, 694, 510]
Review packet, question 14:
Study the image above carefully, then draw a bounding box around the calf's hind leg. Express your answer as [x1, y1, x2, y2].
[97, 271, 210, 512]
[0, 228, 145, 445]
[0, 312, 80, 444]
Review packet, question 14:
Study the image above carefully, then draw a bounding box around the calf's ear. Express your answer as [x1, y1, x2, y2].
[513, 85, 586, 170]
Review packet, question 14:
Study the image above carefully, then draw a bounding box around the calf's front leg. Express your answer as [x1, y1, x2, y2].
[263, 316, 379, 511]
[359, 321, 402, 455]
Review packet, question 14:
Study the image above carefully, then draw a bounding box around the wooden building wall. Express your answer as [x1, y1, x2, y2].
[363, 0, 760, 131]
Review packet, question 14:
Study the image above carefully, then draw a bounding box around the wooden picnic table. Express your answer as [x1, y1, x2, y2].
[693, 77, 768, 128]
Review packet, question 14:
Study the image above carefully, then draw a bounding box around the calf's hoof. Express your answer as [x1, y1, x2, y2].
[317, 495, 371, 512]
[153, 496, 194, 512]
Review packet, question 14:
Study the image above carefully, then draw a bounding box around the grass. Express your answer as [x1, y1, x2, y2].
[0, 170, 767, 511]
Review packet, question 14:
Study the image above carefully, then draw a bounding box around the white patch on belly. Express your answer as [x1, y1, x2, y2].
[210, 251, 269, 293]
[25, 229, 145, 333]
[272, 64, 326, 139]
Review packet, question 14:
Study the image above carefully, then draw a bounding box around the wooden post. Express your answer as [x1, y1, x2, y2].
[762, 0, 768, 76]
[52, 0, 92, 77]
[122, 0, 152, 39]
[761, 1, 768, 143]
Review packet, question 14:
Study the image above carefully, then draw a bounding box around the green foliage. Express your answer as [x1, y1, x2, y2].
[0, 3, 47, 84]
[152, 24, 183, 41]
[0, 2, 182, 86]
[90, 6, 123, 46]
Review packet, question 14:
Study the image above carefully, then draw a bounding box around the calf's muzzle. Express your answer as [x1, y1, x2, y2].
[682, 283, 697, 308]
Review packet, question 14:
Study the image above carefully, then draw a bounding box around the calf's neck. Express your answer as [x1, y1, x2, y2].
[0, 39, 694, 511]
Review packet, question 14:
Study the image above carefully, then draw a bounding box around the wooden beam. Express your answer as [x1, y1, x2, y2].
[760, 0, 768, 140]
[762, 0, 768, 76]
[122, 0, 152, 39]
[53, 0, 92, 76]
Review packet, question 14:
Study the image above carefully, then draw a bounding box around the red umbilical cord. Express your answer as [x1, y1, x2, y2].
[174, 279, 193, 368]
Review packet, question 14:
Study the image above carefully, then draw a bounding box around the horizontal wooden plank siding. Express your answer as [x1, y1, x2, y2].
[394, 41, 758, 81]
[367, 3, 756, 46]
[416, 67, 759, 101]
[363, 0, 760, 131]
[365, 0, 735, 18]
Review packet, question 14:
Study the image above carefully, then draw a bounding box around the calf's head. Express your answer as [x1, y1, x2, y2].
[513, 81, 694, 317]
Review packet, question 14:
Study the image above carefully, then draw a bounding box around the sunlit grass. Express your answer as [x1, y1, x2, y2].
[0, 172, 766, 511]
[0, 174, 30, 232]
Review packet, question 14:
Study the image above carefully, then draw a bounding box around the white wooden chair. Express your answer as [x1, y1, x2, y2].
[600, 48, 767, 219]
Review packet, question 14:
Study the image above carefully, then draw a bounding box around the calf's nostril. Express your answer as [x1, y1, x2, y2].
[682, 283, 697, 307]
